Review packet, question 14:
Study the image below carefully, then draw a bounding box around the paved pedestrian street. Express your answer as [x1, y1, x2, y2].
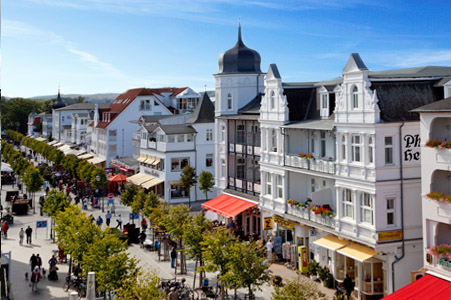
[1, 182, 335, 300]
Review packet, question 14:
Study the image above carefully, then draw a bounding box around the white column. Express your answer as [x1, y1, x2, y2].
[86, 271, 96, 300]
[69, 292, 78, 300]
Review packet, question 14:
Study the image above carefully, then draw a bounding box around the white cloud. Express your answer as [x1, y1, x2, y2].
[370, 50, 451, 68]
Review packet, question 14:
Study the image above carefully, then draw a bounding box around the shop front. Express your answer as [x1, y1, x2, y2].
[313, 234, 349, 277]
[201, 194, 260, 239]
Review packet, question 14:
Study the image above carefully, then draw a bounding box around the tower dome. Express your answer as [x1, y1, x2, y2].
[218, 25, 262, 74]
[52, 88, 66, 110]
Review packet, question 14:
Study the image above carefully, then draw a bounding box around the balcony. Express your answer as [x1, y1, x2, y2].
[285, 154, 335, 174]
[286, 204, 336, 229]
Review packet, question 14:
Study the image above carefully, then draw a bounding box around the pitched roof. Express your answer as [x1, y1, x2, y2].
[186, 92, 215, 124]
[411, 97, 451, 112]
[238, 93, 263, 114]
[284, 87, 318, 122]
[369, 66, 451, 79]
[157, 125, 197, 135]
[343, 53, 368, 73]
[267, 64, 281, 79]
[56, 102, 109, 111]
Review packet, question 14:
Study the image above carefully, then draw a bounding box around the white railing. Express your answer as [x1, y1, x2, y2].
[287, 205, 336, 228]
[285, 154, 335, 174]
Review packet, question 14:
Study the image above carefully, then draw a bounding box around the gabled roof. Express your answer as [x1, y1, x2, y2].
[343, 53, 368, 73]
[369, 66, 451, 79]
[266, 64, 281, 80]
[238, 93, 263, 115]
[411, 97, 451, 112]
[186, 92, 215, 124]
[56, 102, 109, 111]
[157, 125, 197, 135]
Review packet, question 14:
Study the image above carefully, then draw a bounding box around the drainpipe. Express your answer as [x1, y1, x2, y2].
[391, 122, 405, 293]
[281, 127, 287, 213]
[193, 132, 197, 207]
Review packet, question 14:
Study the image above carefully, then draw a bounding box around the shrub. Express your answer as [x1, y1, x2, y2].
[441, 141, 451, 149]
[426, 192, 445, 201]
[307, 260, 319, 275]
[425, 139, 443, 147]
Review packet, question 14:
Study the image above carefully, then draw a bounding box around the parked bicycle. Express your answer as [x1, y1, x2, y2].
[63, 276, 86, 298]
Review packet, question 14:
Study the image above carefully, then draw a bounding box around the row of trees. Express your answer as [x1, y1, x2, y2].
[1, 140, 44, 212]
[42, 190, 165, 299]
[7, 130, 107, 191]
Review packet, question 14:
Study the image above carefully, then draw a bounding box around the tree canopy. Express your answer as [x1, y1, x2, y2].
[199, 170, 214, 200]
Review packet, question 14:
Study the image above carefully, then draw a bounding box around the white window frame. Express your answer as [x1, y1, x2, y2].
[386, 198, 395, 226]
[265, 173, 272, 196]
[352, 86, 359, 109]
[221, 159, 226, 178]
[343, 188, 354, 219]
[276, 175, 283, 199]
[186, 134, 194, 142]
[385, 136, 393, 165]
[320, 131, 326, 157]
[360, 193, 374, 225]
[270, 90, 276, 110]
[368, 136, 374, 164]
[227, 93, 233, 110]
[271, 129, 277, 152]
[177, 134, 184, 143]
[311, 178, 316, 193]
[351, 135, 361, 162]
[341, 135, 346, 160]
[206, 153, 213, 168]
[221, 124, 225, 142]
[171, 157, 189, 171]
[168, 135, 175, 143]
[206, 129, 213, 141]
[321, 93, 328, 110]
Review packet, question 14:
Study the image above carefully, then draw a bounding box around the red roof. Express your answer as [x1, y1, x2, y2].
[382, 274, 451, 300]
[95, 87, 186, 129]
[201, 194, 257, 218]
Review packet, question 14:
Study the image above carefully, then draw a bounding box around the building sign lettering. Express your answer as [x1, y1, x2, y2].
[144, 169, 160, 178]
[403, 134, 420, 162]
[378, 230, 403, 241]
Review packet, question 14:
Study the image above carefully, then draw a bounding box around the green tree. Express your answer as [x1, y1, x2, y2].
[1, 98, 42, 134]
[42, 190, 70, 217]
[179, 165, 197, 207]
[201, 227, 237, 300]
[271, 278, 327, 300]
[121, 184, 139, 206]
[199, 170, 214, 200]
[131, 189, 147, 215]
[183, 212, 212, 288]
[117, 270, 165, 300]
[222, 239, 271, 297]
[22, 166, 44, 214]
[142, 191, 160, 218]
[90, 167, 107, 189]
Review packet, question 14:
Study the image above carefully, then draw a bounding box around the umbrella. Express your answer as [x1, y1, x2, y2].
[109, 174, 128, 183]
[1, 163, 13, 173]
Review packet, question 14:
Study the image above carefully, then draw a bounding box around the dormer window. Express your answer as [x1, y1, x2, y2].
[321, 93, 328, 110]
[320, 91, 330, 118]
[270, 90, 275, 110]
[352, 86, 359, 109]
[227, 93, 233, 110]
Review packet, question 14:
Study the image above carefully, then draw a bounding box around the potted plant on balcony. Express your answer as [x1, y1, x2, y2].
[425, 139, 443, 148]
[307, 260, 319, 281]
[446, 195, 451, 204]
[299, 153, 307, 158]
[426, 191, 445, 201]
[429, 244, 451, 259]
[324, 272, 335, 288]
[441, 141, 451, 149]
[306, 153, 314, 159]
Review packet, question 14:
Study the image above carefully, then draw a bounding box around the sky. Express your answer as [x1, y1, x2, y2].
[2, 0, 451, 98]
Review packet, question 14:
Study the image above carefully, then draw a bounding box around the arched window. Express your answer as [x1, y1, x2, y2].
[352, 86, 359, 109]
[227, 93, 232, 110]
[270, 90, 275, 110]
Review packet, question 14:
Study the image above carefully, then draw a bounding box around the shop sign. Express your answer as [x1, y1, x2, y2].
[144, 169, 160, 177]
[274, 215, 295, 229]
[298, 246, 308, 273]
[263, 217, 273, 230]
[378, 230, 403, 241]
[439, 257, 451, 269]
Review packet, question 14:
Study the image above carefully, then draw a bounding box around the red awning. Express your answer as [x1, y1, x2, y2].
[201, 194, 257, 218]
[109, 173, 128, 183]
[110, 162, 130, 172]
[382, 274, 451, 300]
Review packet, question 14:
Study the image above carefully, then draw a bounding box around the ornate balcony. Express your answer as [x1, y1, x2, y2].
[285, 154, 335, 174]
[286, 204, 336, 229]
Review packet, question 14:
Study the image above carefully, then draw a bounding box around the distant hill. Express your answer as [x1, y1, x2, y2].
[29, 93, 119, 103]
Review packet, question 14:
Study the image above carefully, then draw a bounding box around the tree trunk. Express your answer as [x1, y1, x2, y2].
[199, 260, 204, 289]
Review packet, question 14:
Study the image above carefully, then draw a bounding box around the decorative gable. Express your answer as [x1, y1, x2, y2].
[261, 64, 288, 124]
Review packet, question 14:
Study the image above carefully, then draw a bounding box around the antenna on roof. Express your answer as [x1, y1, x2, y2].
[58, 82, 61, 94]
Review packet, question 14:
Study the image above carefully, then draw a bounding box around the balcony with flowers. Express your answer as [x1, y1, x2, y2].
[287, 198, 336, 229]
[284, 153, 335, 174]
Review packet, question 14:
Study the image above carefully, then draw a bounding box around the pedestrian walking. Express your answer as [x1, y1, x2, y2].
[30, 254, 37, 272]
[266, 238, 274, 262]
[25, 226, 33, 244]
[19, 227, 25, 245]
[1, 220, 9, 239]
[171, 246, 177, 269]
[141, 218, 148, 231]
[96, 215, 103, 226]
[343, 274, 355, 300]
[111, 203, 116, 216]
[83, 197, 89, 210]
[138, 231, 146, 248]
[30, 266, 42, 292]
[116, 214, 122, 230]
[105, 210, 112, 226]
[36, 254, 42, 271]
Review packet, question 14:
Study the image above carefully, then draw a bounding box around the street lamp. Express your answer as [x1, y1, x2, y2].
[96, 175, 105, 213]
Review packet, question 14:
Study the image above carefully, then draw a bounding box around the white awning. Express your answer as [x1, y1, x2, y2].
[78, 153, 94, 159]
[87, 157, 106, 165]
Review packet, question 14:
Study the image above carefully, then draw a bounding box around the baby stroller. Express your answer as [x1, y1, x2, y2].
[48, 264, 59, 281]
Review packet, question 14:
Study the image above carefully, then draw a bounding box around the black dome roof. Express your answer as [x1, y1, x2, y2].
[218, 25, 262, 74]
[52, 90, 66, 109]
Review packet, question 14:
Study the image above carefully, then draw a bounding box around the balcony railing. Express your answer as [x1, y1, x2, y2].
[286, 205, 336, 228]
[285, 154, 335, 174]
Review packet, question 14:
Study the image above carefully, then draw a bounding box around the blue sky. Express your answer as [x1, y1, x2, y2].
[2, 0, 451, 98]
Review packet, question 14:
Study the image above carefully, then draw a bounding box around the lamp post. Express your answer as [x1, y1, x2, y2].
[96, 175, 105, 213]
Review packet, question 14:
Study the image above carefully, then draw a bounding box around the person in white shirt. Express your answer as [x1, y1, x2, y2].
[116, 214, 122, 230]
[266, 238, 274, 262]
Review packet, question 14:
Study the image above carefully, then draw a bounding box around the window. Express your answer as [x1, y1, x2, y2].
[341, 135, 346, 160]
[177, 134, 184, 143]
[140, 100, 151, 110]
[270, 91, 275, 110]
[320, 131, 326, 157]
[206, 153, 213, 168]
[343, 189, 354, 219]
[62, 116, 65, 122]
[170, 184, 184, 198]
[171, 158, 189, 171]
[206, 129, 213, 141]
[237, 158, 245, 179]
[321, 93, 328, 109]
[352, 86, 359, 109]
[158, 134, 165, 142]
[265, 173, 272, 195]
[385, 136, 393, 164]
[360, 193, 374, 225]
[276, 175, 283, 199]
[368, 136, 374, 163]
[387, 198, 395, 226]
[351, 135, 361, 162]
[168, 135, 175, 143]
[221, 125, 225, 142]
[271, 129, 277, 152]
[236, 124, 245, 144]
[311, 178, 316, 193]
[311, 138, 315, 154]
[221, 159, 226, 178]
[154, 100, 160, 106]
[227, 93, 232, 110]
[186, 134, 194, 142]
